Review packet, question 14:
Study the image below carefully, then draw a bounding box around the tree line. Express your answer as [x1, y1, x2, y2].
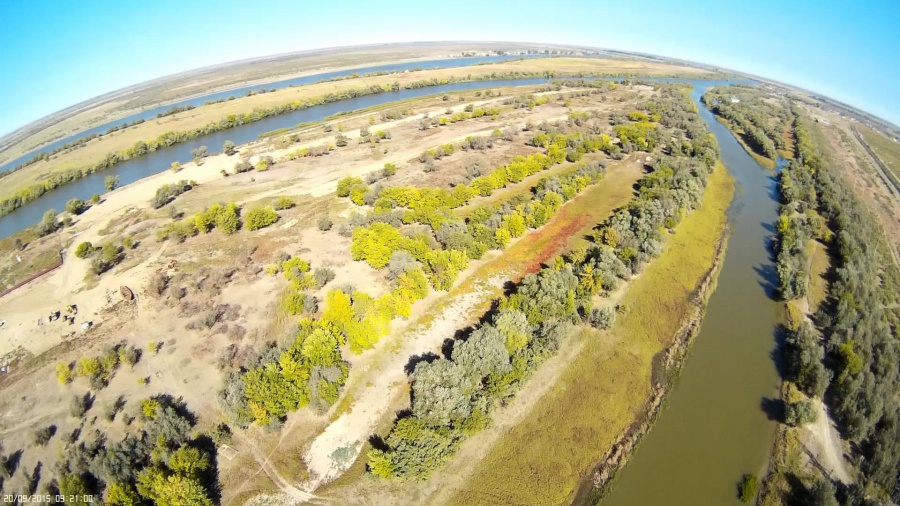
[779, 106, 900, 502]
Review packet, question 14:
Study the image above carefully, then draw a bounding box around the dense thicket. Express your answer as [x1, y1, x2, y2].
[703, 85, 791, 161]
[369, 84, 722, 478]
[54, 396, 218, 504]
[779, 108, 900, 498]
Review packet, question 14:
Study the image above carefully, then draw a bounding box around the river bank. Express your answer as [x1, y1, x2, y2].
[582, 227, 730, 502]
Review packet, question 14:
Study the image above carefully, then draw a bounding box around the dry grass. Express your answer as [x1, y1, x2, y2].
[445, 161, 733, 506]
[858, 125, 900, 180]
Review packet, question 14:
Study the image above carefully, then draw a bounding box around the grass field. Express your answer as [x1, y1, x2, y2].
[444, 161, 734, 505]
[0, 57, 710, 204]
[858, 125, 900, 180]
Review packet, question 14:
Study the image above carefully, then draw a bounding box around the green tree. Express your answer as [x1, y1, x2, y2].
[74, 241, 93, 259]
[66, 198, 86, 215]
[105, 175, 120, 191]
[37, 209, 59, 236]
[223, 140, 236, 156]
[274, 196, 295, 210]
[738, 474, 758, 503]
[245, 206, 278, 231]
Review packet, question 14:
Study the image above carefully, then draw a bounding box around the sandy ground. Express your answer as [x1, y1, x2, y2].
[302, 273, 504, 489]
[802, 399, 852, 484]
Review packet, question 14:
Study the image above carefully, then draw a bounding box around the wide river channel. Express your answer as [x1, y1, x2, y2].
[586, 85, 783, 505]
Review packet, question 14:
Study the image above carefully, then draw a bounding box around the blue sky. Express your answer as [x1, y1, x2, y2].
[0, 0, 898, 136]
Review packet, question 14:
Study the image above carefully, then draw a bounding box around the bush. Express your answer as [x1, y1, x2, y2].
[69, 394, 89, 418]
[233, 160, 252, 174]
[104, 175, 119, 191]
[66, 198, 86, 215]
[383, 163, 398, 176]
[255, 155, 274, 171]
[33, 425, 55, 446]
[245, 206, 278, 231]
[317, 216, 333, 231]
[74, 242, 93, 259]
[274, 196, 295, 210]
[587, 307, 616, 330]
[37, 209, 59, 236]
[313, 268, 336, 289]
[785, 400, 817, 427]
[223, 140, 236, 156]
[211, 423, 232, 445]
[738, 474, 758, 503]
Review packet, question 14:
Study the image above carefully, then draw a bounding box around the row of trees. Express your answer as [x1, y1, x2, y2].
[369, 84, 722, 479]
[779, 108, 900, 499]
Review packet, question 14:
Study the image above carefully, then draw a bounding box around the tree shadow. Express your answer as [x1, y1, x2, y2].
[404, 352, 440, 376]
[25, 461, 42, 494]
[771, 323, 790, 379]
[4, 449, 23, 476]
[193, 434, 222, 504]
[760, 396, 785, 422]
[753, 262, 779, 299]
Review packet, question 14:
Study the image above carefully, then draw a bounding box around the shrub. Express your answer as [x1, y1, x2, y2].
[223, 140, 236, 156]
[170, 162, 182, 172]
[274, 196, 295, 210]
[313, 268, 336, 289]
[211, 423, 232, 445]
[69, 394, 89, 418]
[91, 194, 101, 204]
[33, 425, 55, 446]
[56, 363, 73, 385]
[245, 206, 278, 231]
[739, 474, 758, 503]
[233, 160, 252, 174]
[785, 400, 817, 427]
[587, 307, 616, 330]
[66, 198, 86, 215]
[255, 155, 274, 171]
[105, 175, 119, 191]
[37, 209, 59, 236]
[317, 216, 333, 231]
[74, 242, 93, 259]
[383, 163, 398, 176]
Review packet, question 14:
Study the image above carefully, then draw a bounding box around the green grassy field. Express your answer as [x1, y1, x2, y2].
[445, 161, 734, 505]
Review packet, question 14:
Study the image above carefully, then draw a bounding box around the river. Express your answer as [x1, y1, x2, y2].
[0, 77, 754, 240]
[0, 77, 552, 240]
[0, 55, 547, 172]
[589, 85, 783, 505]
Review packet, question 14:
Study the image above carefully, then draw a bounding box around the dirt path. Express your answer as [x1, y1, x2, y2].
[804, 399, 852, 484]
[795, 243, 852, 485]
[230, 431, 321, 504]
[302, 277, 503, 489]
